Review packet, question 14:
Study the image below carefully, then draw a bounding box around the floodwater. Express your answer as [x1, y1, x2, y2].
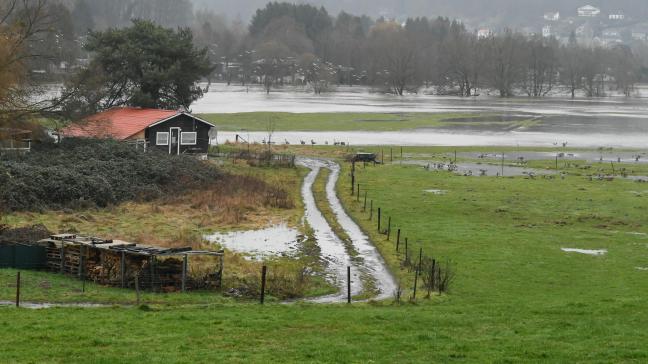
[403, 160, 555, 177]
[197, 84, 648, 148]
[203, 224, 301, 260]
[458, 151, 648, 163]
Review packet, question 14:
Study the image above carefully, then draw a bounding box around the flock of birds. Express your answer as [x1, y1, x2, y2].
[260, 139, 347, 146]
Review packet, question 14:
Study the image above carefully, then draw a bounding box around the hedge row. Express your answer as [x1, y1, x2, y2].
[0, 138, 220, 211]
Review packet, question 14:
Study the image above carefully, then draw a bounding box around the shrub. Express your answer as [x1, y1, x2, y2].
[0, 138, 221, 211]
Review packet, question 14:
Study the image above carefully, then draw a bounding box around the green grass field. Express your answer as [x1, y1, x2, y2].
[199, 112, 536, 132]
[3, 146, 648, 362]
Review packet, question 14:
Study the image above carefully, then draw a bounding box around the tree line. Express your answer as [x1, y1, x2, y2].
[191, 3, 647, 97]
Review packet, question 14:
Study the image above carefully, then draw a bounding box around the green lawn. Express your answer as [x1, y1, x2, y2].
[198, 112, 535, 132]
[3, 146, 648, 362]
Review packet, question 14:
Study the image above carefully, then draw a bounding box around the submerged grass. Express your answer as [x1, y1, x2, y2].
[200, 112, 518, 131]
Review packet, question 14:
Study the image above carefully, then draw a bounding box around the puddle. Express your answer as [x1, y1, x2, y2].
[424, 189, 448, 195]
[204, 224, 301, 260]
[403, 160, 554, 177]
[0, 301, 116, 309]
[561, 248, 608, 256]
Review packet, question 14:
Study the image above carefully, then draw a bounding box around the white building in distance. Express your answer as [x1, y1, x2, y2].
[477, 28, 493, 39]
[609, 11, 625, 20]
[542, 25, 552, 38]
[544, 12, 560, 21]
[578, 5, 601, 17]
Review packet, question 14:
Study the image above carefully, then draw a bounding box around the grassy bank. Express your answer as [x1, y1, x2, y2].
[199, 112, 536, 132]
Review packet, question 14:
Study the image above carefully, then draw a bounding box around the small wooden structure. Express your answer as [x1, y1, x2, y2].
[39, 234, 224, 292]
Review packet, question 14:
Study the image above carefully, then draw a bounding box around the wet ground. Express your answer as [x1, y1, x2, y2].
[457, 151, 648, 164]
[402, 160, 556, 177]
[0, 301, 116, 309]
[204, 224, 301, 260]
[297, 158, 397, 302]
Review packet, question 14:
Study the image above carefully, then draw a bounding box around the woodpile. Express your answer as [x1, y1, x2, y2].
[38, 234, 223, 291]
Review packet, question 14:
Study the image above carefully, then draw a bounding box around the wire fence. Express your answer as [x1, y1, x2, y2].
[349, 159, 456, 301]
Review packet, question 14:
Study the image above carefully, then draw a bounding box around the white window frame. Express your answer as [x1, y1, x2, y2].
[156, 132, 169, 146]
[180, 132, 197, 146]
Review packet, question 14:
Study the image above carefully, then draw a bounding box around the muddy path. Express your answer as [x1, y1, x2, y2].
[297, 158, 397, 302]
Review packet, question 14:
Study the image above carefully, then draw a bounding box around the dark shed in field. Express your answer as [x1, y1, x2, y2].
[63, 107, 216, 155]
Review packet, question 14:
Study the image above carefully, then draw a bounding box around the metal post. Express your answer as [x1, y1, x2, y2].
[347, 266, 352, 304]
[15, 272, 20, 308]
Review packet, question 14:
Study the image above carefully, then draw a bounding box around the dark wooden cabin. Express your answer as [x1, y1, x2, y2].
[63, 107, 216, 155]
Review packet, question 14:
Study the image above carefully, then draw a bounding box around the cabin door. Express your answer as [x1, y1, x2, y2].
[169, 128, 180, 155]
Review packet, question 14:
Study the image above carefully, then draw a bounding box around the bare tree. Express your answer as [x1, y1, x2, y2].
[520, 36, 558, 97]
[367, 21, 418, 96]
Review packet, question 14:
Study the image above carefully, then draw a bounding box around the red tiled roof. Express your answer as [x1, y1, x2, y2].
[63, 107, 180, 140]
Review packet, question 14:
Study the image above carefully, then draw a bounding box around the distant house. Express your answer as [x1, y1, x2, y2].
[63, 107, 216, 155]
[608, 11, 625, 21]
[578, 5, 601, 17]
[544, 11, 560, 21]
[542, 25, 553, 38]
[477, 28, 493, 39]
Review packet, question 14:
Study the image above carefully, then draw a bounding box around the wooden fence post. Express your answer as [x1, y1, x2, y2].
[15, 272, 20, 308]
[396, 229, 401, 251]
[369, 200, 373, 220]
[390, 148, 393, 162]
[387, 217, 392, 239]
[412, 248, 423, 300]
[363, 192, 367, 211]
[405, 238, 409, 262]
[347, 266, 352, 304]
[357, 184, 360, 202]
[260, 265, 267, 304]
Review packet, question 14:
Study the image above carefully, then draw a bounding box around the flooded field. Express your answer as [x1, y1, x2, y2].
[194, 84, 648, 148]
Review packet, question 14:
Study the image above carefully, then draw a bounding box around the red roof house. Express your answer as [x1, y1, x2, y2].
[63, 107, 216, 155]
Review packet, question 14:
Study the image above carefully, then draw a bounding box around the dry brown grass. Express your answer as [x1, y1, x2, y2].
[167, 173, 294, 225]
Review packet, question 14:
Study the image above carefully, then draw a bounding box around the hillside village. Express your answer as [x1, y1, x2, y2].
[477, 4, 648, 47]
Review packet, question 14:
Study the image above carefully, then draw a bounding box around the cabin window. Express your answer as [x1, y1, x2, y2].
[156, 132, 169, 145]
[180, 132, 197, 145]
